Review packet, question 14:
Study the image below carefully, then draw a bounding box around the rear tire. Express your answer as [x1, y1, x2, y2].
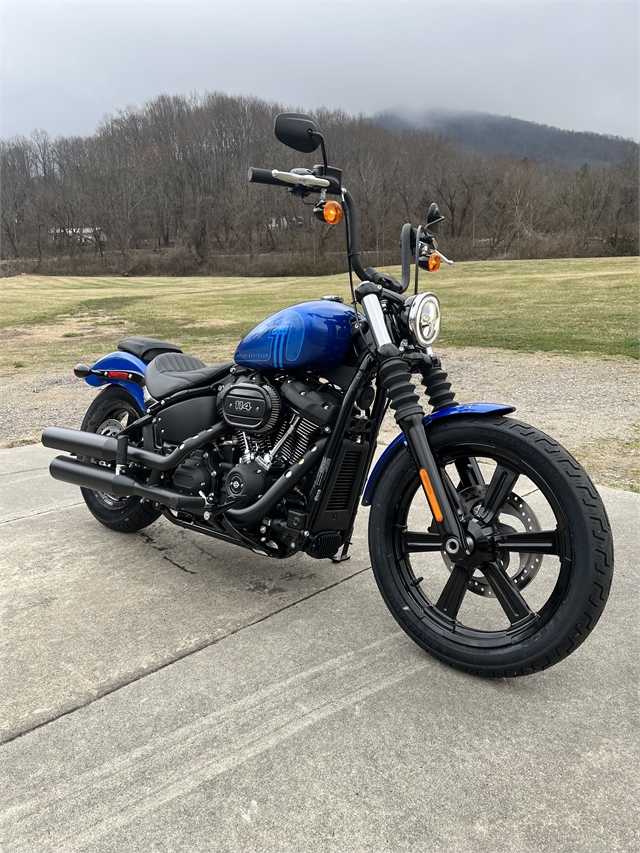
[80, 386, 161, 533]
[368, 415, 614, 677]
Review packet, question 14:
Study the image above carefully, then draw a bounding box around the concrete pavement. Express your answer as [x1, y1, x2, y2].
[1, 443, 638, 852]
[0, 445, 366, 742]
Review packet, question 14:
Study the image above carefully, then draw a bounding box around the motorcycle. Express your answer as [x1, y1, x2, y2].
[43, 113, 613, 677]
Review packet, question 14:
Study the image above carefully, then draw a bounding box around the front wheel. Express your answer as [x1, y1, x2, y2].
[80, 385, 161, 533]
[369, 416, 613, 677]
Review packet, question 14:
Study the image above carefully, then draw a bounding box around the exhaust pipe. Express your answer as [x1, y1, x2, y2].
[49, 456, 205, 510]
[226, 438, 328, 526]
[46, 428, 328, 525]
[42, 422, 228, 472]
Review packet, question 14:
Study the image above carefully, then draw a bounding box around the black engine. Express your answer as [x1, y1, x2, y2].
[169, 373, 342, 508]
[163, 370, 373, 559]
[218, 375, 341, 505]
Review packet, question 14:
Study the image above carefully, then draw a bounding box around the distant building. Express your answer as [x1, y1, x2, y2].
[48, 228, 106, 245]
[268, 216, 303, 229]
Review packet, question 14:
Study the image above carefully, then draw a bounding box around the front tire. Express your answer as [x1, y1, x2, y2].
[80, 385, 161, 533]
[369, 416, 614, 677]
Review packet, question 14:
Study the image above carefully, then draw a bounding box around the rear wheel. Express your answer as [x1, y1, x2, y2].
[80, 385, 160, 532]
[368, 416, 614, 677]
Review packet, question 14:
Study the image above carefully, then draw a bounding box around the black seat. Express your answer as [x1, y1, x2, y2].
[145, 352, 234, 399]
[118, 337, 183, 363]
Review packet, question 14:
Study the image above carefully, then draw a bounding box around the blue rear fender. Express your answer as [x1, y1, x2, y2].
[85, 351, 147, 412]
[362, 403, 516, 506]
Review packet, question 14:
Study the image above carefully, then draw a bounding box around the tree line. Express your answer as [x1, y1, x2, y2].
[1, 91, 637, 277]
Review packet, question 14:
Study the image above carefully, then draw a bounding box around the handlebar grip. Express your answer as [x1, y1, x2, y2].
[247, 167, 292, 188]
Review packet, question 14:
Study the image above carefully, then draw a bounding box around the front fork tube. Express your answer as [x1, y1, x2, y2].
[376, 344, 467, 551]
[400, 413, 466, 549]
[359, 290, 467, 552]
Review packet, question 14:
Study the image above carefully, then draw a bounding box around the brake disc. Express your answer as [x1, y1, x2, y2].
[98, 418, 125, 437]
[443, 485, 544, 597]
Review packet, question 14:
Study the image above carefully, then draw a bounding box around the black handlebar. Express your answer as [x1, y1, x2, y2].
[247, 167, 293, 188]
[247, 170, 405, 292]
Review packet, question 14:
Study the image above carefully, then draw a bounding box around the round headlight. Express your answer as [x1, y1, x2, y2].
[408, 292, 441, 347]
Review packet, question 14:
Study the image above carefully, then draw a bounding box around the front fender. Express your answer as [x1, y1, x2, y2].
[85, 351, 147, 412]
[362, 403, 516, 507]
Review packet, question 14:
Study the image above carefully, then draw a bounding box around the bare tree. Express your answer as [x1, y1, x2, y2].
[1, 92, 637, 274]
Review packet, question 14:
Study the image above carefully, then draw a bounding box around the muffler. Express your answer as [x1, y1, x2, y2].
[49, 455, 205, 510]
[42, 426, 117, 460]
[42, 422, 227, 472]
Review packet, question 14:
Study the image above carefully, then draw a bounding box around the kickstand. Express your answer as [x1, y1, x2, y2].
[331, 540, 352, 563]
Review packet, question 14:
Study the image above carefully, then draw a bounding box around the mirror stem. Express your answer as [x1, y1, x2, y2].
[310, 131, 328, 170]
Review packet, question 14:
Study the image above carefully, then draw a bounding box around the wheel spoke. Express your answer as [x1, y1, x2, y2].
[482, 561, 534, 623]
[442, 466, 467, 515]
[477, 465, 519, 523]
[401, 531, 443, 553]
[494, 528, 560, 556]
[455, 456, 484, 490]
[436, 565, 470, 619]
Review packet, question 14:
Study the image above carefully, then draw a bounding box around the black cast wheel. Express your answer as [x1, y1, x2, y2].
[368, 415, 614, 677]
[80, 385, 160, 532]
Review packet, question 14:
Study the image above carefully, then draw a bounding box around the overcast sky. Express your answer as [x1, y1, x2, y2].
[1, 0, 638, 140]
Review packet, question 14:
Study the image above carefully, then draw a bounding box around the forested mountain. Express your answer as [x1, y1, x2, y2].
[1, 93, 638, 277]
[374, 109, 632, 171]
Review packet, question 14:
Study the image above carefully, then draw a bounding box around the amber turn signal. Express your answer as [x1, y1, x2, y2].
[323, 200, 343, 225]
[427, 252, 441, 272]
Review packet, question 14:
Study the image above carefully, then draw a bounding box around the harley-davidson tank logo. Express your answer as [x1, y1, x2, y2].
[268, 311, 305, 368]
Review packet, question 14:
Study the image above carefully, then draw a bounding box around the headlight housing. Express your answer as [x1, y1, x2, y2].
[408, 292, 441, 347]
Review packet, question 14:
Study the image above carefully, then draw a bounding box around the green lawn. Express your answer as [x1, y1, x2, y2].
[1, 257, 637, 372]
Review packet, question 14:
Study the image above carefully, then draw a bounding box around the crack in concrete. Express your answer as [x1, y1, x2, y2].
[140, 532, 197, 572]
[162, 554, 197, 575]
[0, 465, 50, 476]
[0, 502, 83, 524]
[185, 539, 219, 561]
[141, 532, 170, 552]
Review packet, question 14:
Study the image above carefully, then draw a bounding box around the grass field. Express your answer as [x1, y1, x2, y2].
[1, 257, 637, 372]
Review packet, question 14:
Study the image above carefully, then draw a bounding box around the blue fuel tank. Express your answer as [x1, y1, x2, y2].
[235, 300, 356, 370]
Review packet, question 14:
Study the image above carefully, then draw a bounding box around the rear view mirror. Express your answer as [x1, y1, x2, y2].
[275, 113, 322, 154]
[426, 202, 445, 234]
